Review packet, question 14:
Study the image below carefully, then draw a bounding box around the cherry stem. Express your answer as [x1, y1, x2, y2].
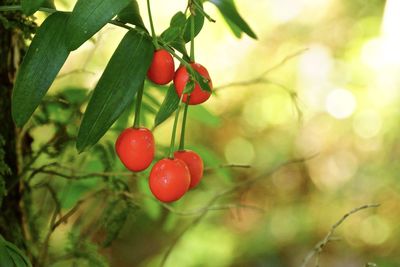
[161, 44, 199, 83]
[192, 0, 216, 22]
[133, 82, 145, 128]
[178, 96, 190, 150]
[161, 44, 190, 68]
[190, 2, 195, 62]
[168, 94, 185, 158]
[146, 0, 159, 49]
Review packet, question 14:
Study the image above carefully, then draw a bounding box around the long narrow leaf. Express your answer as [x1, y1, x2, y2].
[154, 85, 180, 128]
[76, 30, 154, 152]
[66, 0, 131, 51]
[21, 0, 47, 15]
[12, 12, 70, 127]
[183, 1, 205, 42]
[117, 0, 146, 30]
[209, 0, 257, 39]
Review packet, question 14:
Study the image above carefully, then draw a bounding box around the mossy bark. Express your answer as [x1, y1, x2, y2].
[0, 0, 28, 251]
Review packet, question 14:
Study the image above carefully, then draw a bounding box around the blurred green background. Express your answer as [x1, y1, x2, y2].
[27, 0, 400, 266]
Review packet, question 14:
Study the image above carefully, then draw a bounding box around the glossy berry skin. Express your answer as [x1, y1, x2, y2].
[115, 127, 155, 172]
[174, 150, 204, 189]
[149, 158, 191, 203]
[174, 63, 212, 105]
[147, 49, 175, 85]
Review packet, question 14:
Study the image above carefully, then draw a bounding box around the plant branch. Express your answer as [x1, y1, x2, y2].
[133, 82, 145, 128]
[146, 0, 159, 49]
[192, 0, 216, 22]
[168, 94, 185, 158]
[159, 156, 314, 267]
[30, 168, 135, 181]
[178, 96, 190, 150]
[214, 48, 308, 91]
[189, 1, 195, 62]
[204, 163, 251, 173]
[301, 204, 381, 267]
[37, 189, 106, 266]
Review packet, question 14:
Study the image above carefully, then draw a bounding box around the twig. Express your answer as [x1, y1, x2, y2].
[214, 48, 308, 91]
[204, 163, 251, 173]
[124, 191, 264, 216]
[192, 0, 216, 22]
[213, 49, 307, 123]
[27, 162, 58, 182]
[28, 162, 135, 182]
[30, 169, 135, 180]
[161, 203, 265, 216]
[159, 156, 313, 267]
[19, 137, 58, 177]
[37, 183, 63, 267]
[301, 204, 381, 267]
[37, 189, 106, 266]
[35, 182, 62, 218]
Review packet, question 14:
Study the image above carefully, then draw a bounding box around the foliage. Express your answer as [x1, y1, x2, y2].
[11, 0, 255, 151]
[64, 231, 108, 267]
[0, 235, 32, 267]
[1, 0, 398, 266]
[0, 136, 10, 207]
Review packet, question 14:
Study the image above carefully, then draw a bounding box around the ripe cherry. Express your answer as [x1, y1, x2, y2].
[174, 150, 204, 189]
[147, 49, 175, 85]
[174, 63, 212, 105]
[115, 127, 155, 172]
[149, 158, 191, 203]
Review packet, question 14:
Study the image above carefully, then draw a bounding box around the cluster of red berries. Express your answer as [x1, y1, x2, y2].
[115, 49, 213, 203]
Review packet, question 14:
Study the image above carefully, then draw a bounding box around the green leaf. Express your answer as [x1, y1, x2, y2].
[170, 12, 186, 27]
[66, 0, 131, 51]
[160, 12, 189, 58]
[183, 80, 195, 94]
[0, 236, 32, 267]
[113, 96, 135, 132]
[160, 27, 182, 44]
[12, 12, 70, 127]
[169, 39, 189, 59]
[116, 0, 146, 30]
[7, 249, 25, 267]
[42, 0, 55, 9]
[209, 0, 257, 39]
[21, 0, 47, 15]
[154, 84, 180, 127]
[183, 2, 205, 42]
[189, 67, 212, 92]
[143, 90, 161, 108]
[100, 198, 136, 247]
[76, 30, 154, 152]
[0, 244, 13, 267]
[224, 16, 242, 38]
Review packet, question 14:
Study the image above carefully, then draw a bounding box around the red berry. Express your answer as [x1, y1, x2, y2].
[174, 63, 212, 105]
[149, 158, 191, 202]
[147, 49, 175, 85]
[115, 127, 155, 172]
[174, 150, 204, 189]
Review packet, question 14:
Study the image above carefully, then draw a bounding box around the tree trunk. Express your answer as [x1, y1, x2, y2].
[0, 0, 28, 250]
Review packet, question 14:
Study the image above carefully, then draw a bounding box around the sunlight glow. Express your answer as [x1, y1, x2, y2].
[224, 137, 255, 164]
[353, 109, 382, 139]
[325, 88, 356, 119]
[361, 0, 400, 68]
[360, 216, 391, 245]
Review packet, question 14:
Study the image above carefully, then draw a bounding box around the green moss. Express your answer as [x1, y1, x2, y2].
[0, 135, 11, 207]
